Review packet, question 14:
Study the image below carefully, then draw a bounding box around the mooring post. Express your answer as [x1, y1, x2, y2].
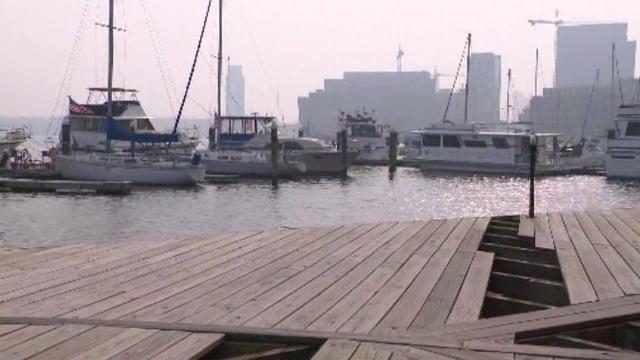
[271, 121, 279, 188]
[208, 126, 216, 151]
[389, 130, 398, 173]
[529, 135, 537, 218]
[339, 129, 348, 177]
[61, 119, 71, 155]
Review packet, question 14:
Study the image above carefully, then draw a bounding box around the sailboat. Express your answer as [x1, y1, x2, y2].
[202, 0, 305, 177]
[53, 0, 205, 186]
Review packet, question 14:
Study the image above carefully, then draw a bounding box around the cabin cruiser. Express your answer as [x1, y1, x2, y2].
[205, 115, 306, 177]
[243, 135, 358, 175]
[407, 122, 599, 175]
[0, 126, 30, 153]
[65, 88, 198, 155]
[341, 111, 391, 163]
[605, 105, 640, 179]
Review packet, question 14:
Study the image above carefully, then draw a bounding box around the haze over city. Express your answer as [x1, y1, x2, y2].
[2, 0, 639, 123]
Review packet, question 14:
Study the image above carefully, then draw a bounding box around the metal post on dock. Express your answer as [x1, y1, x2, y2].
[339, 129, 348, 177]
[529, 135, 537, 218]
[388, 130, 398, 173]
[271, 121, 279, 188]
[61, 119, 71, 155]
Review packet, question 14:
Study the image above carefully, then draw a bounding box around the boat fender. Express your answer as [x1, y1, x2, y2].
[191, 153, 202, 166]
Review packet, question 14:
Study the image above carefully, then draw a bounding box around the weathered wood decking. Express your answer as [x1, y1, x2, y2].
[1, 208, 640, 359]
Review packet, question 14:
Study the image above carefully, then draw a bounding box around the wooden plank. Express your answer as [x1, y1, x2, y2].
[0, 325, 56, 352]
[106, 330, 190, 360]
[547, 212, 597, 304]
[562, 212, 623, 300]
[605, 209, 640, 252]
[65, 328, 157, 360]
[311, 339, 359, 360]
[336, 219, 458, 334]
[28, 326, 126, 360]
[0, 324, 25, 337]
[245, 221, 429, 329]
[534, 214, 554, 250]
[447, 251, 495, 324]
[372, 218, 475, 334]
[463, 341, 638, 360]
[576, 212, 640, 295]
[0, 230, 295, 317]
[350, 343, 392, 360]
[150, 333, 224, 360]
[62, 228, 320, 319]
[0, 324, 92, 360]
[519, 216, 535, 239]
[410, 219, 492, 330]
[299, 221, 443, 332]
[587, 211, 640, 280]
[129, 224, 370, 323]
[208, 222, 402, 326]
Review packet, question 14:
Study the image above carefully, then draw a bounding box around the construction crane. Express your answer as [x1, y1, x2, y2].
[528, 10, 564, 87]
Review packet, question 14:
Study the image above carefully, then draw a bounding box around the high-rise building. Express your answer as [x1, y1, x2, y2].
[298, 71, 438, 139]
[226, 65, 245, 116]
[556, 23, 636, 88]
[469, 53, 502, 122]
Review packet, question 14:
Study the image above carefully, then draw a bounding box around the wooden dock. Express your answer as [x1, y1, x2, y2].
[1, 208, 640, 359]
[0, 178, 132, 195]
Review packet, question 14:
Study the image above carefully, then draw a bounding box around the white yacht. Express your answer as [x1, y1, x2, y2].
[341, 111, 392, 163]
[243, 135, 358, 175]
[0, 126, 30, 153]
[407, 123, 594, 175]
[606, 105, 640, 179]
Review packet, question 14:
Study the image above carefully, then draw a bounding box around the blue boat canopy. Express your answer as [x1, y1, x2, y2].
[106, 117, 178, 143]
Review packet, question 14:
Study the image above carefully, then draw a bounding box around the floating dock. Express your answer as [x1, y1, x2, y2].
[0, 178, 133, 195]
[0, 208, 639, 359]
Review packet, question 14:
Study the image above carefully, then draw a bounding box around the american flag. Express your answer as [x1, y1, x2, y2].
[69, 97, 94, 115]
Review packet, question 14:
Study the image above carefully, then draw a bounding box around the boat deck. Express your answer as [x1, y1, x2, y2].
[1, 208, 640, 359]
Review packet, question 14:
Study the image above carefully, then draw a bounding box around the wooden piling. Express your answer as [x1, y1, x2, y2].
[208, 126, 216, 151]
[339, 130, 348, 177]
[388, 131, 398, 173]
[61, 122, 71, 155]
[529, 136, 537, 218]
[271, 122, 279, 188]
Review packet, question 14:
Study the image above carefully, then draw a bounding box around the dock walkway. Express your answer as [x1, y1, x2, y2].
[1, 208, 640, 359]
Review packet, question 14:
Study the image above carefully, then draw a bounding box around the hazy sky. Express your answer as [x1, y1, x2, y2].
[1, 0, 639, 126]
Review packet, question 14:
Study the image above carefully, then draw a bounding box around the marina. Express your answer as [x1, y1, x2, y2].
[1, 208, 640, 358]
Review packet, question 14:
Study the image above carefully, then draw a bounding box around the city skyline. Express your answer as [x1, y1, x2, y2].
[1, 0, 639, 125]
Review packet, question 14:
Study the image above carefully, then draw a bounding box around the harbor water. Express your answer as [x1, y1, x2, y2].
[2, 166, 640, 248]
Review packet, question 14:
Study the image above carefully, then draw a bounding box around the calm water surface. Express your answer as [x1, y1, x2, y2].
[2, 166, 640, 248]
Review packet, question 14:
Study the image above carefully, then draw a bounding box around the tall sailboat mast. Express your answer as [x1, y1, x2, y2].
[107, 0, 114, 117]
[215, 0, 223, 143]
[106, 0, 115, 152]
[464, 33, 471, 124]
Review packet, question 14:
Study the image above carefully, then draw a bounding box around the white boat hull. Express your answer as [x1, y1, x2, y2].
[204, 151, 305, 177]
[54, 154, 205, 186]
[420, 160, 570, 176]
[605, 153, 640, 179]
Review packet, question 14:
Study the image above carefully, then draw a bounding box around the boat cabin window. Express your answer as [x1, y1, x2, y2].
[492, 137, 510, 149]
[136, 118, 155, 131]
[422, 134, 441, 147]
[464, 140, 487, 148]
[349, 125, 378, 138]
[283, 141, 304, 151]
[625, 122, 640, 136]
[443, 135, 461, 148]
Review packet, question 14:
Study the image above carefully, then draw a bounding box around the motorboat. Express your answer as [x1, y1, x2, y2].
[340, 111, 391, 164]
[407, 122, 598, 175]
[605, 105, 640, 179]
[243, 135, 357, 175]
